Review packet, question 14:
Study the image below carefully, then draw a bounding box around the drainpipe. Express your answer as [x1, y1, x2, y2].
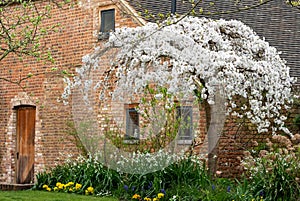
[171, 0, 176, 14]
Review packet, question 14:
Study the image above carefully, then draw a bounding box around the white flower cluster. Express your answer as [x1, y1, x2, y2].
[65, 16, 295, 136]
[114, 149, 180, 175]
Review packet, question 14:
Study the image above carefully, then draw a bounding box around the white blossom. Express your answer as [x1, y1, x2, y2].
[64, 16, 296, 136]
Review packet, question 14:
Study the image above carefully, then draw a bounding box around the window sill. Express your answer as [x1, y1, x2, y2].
[177, 139, 193, 145]
[98, 32, 110, 40]
[123, 139, 139, 144]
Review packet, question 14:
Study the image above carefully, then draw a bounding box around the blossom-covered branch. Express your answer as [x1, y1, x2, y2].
[66, 16, 296, 136]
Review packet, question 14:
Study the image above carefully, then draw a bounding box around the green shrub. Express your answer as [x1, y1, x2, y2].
[34, 155, 121, 195]
[243, 135, 300, 201]
[293, 114, 300, 131]
[35, 144, 300, 200]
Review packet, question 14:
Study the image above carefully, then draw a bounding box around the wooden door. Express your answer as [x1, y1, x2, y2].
[16, 106, 36, 184]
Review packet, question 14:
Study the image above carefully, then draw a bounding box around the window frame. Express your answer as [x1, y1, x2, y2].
[176, 105, 193, 144]
[123, 104, 140, 144]
[99, 8, 115, 39]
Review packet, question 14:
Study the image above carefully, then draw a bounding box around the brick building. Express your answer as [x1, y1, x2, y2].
[0, 0, 142, 184]
[0, 0, 299, 184]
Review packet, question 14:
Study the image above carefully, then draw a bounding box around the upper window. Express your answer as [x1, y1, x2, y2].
[176, 106, 193, 143]
[100, 9, 115, 33]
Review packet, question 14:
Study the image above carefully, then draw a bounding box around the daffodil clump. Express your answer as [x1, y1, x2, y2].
[42, 184, 51, 192]
[42, 181, 94, 196]
[85, 186, 95, 195]
[131, 192, 165, 201]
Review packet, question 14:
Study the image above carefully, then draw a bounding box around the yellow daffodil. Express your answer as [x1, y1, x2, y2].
[153, 198, 158, 201]
[42, 184, 48, 189]
[46, 187, 51, 191]
[66, 182, 74, 187]
[144, 197, 151, 201]
[85, 186, 94, 195]
[132, 194, 141, 199]
[58, 183, 64, 190]
[87, 186, 94, 193]
[75, 183, 82, 190]
[157, 193, 164, 199]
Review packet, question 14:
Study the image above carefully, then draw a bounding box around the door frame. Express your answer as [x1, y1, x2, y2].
[15, 105, 36, 184]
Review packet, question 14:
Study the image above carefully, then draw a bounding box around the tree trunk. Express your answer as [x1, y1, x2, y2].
[204, 87, 226, 176]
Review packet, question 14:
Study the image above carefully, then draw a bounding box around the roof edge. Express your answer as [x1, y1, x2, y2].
[119, 0, 147, 26]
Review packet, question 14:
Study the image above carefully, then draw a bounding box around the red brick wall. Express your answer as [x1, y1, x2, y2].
[217, 102, 299, 178]
[0, 0, 140, 183]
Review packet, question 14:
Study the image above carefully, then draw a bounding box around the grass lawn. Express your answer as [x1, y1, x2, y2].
[0, 190, 118, 201]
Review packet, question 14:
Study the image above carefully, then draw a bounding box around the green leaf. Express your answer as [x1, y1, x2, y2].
[27, 72, 33, 78]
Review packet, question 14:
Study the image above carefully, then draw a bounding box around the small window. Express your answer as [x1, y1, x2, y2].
[100, 9, 115, 33]
[125, 107, 139, 141]
[176, 106, 193, 144]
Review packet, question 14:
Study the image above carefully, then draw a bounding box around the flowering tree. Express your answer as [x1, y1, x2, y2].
[64, 16, 295, 173]
[0, 0, 71, 87]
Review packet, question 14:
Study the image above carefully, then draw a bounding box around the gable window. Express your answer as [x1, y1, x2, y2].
[125, 104, 139, 142]
[176, 106, 193, 144]
[99, 9, 115, 39]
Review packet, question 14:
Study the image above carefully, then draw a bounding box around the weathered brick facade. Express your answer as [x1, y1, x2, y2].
[0, 0, 140, 184]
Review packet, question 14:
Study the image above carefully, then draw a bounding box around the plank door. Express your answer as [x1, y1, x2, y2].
[16, 106, 36, 184]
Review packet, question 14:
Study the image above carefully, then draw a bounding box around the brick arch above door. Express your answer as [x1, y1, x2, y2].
[0, 92, 44, 183]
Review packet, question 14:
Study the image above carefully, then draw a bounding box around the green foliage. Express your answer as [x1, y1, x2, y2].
[243, 135, 300, 201]
[65, 119, 103, 155]
[0, 0, 73, 87]
[0, 0, 54, 61]
[287, 0, 300, 7]
[139, 85, 180, 149]
[246, 155, 300, 200]
[34, 155, 121, 195]
[103, 84, 196, 153]
[66, 120, 88, 157]
[34, 155, 206, 199]
[34, 135, 300, 200]
[34, 153, 274, 201]
[293, 114, 300, 130]
[118, 156, 209, 200]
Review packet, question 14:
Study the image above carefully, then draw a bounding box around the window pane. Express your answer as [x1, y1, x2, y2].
[177, 106, 193, 140]
[126, 108, 139, 139]
[101, 9, 115, 33]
